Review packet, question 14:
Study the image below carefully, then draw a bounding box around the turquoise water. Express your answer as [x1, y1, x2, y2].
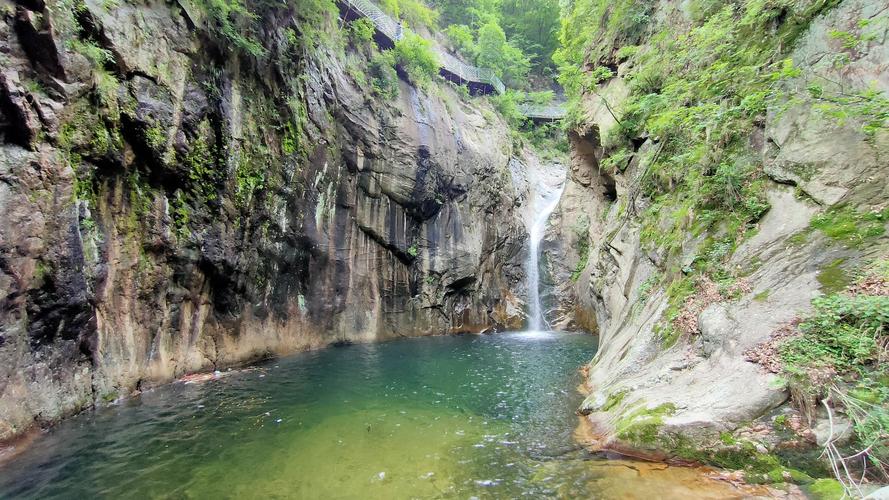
[0, 332, 754, 499]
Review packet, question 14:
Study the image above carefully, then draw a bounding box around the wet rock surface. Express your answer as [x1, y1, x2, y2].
[546, 0, 889, 467]
[0, 0, 536, 440]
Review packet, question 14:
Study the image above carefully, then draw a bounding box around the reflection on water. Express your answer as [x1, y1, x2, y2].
[0, 332, 758, 499]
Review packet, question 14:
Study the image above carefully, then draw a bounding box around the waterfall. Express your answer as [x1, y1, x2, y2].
[526, 183, 564, 331]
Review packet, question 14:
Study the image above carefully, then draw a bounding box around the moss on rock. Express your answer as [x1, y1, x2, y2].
[614, 402, 676, 445]
[804, 478, 845, 500]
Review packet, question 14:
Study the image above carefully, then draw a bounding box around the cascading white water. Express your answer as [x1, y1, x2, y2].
[526, 183, 564, 331]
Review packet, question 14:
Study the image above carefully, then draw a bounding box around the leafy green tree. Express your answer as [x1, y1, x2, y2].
[381, 0, 439, 30]
[476, 22, 507, 68]
[433, 0, 559, 79]
[499, 0, 560, 72]
[476, 22, 530, 85]
[445, 24, 476, 54]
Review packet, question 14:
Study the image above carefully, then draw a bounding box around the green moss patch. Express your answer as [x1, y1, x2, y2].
[601, 390, 628, 412]
[615, 402, 676, 445]
[668, 434, 818, 486]
[804, 478, 845, 500]
[810, 205, 888, 248]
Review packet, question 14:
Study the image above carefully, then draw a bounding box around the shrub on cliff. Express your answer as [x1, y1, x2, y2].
[199, 0, 266, 57]
[490, 90, 525, 127]
[394, 31, 439, 87]
[370, 50, 400, 99]
[381, 0, 439, 31]
[348, 18, 376, 45]
[777, 263, 889, 490]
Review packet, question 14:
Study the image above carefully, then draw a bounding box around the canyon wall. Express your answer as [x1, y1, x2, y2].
[0, 0, 533, 440]
[549, 0, 888, 472]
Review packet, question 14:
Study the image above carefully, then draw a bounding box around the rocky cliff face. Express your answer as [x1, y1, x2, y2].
[549, 0, 888, 471]
[0, 0, 533, 440]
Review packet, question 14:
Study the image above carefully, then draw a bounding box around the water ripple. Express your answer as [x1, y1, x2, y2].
[0, 332, 606, 498]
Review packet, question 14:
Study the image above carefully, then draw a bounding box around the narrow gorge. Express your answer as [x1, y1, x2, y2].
[0, 0, 887, 497]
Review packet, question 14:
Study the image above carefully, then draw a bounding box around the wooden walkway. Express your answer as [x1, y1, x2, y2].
[437, 50, 505, 95]
[336, 0, 563, 118]
[338, 0, 402, 49]
[337, 0, 504, 95]
[518, 104, 567, 121]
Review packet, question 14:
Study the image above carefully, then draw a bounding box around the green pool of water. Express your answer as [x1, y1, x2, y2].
[0, 331, 755, 499]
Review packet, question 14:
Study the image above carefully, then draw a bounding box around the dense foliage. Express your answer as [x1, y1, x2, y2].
[432, 0, 557, 85]
[377, 0, 556, 86]
[780, 265, 889, 483]
[474, 22, 529, 84]
[380, 0, 439, 30]
[394, 31, 441, 86]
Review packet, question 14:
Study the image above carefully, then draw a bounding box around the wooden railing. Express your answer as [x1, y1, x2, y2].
[436, 51, 505, 94]
[342, 0, 403, 42]
[338, 0, 563, 119]
[339, 0, 504, 95]
[518, 103, 567, 121]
